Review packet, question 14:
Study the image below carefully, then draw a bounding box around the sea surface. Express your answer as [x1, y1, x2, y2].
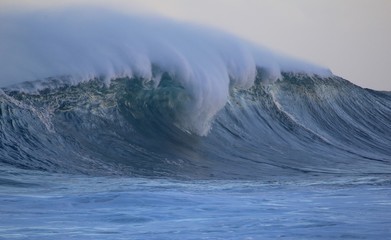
[1, 169, 391, 240]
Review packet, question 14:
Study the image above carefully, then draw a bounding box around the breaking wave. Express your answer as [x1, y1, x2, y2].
[0, 7, 390, 179]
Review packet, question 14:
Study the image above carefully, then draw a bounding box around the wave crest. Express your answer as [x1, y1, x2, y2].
[0, 7, 332, 134]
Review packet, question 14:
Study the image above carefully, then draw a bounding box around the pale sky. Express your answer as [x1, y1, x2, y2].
[2, 0, 391, 90]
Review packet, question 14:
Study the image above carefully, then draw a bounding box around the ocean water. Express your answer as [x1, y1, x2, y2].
[1, 8, 391, 239]
[1, 171, 390, 239]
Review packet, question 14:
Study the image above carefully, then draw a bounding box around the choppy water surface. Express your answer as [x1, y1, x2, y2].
[1, 170, 390, 240]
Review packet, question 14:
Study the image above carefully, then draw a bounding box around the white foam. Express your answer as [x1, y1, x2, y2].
[0, 7, 332, 135]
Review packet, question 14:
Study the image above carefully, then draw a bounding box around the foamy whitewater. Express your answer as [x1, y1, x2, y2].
[0, 7, 390, 239]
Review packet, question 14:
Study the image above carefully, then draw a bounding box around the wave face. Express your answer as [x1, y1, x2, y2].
[1, 72, 390, 179]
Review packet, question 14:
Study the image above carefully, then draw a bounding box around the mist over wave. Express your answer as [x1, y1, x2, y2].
[0, 7, 390, 179]
[0, 7, 331, 135]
